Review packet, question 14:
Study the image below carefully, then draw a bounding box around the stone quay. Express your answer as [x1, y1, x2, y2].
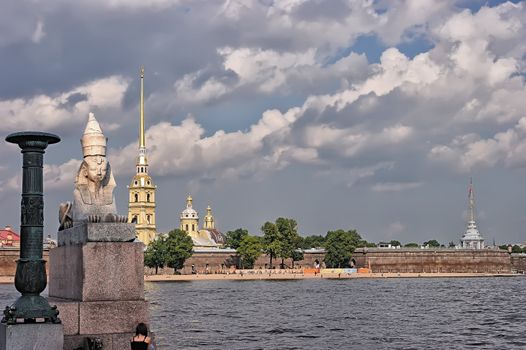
[49, 223, 149, 350]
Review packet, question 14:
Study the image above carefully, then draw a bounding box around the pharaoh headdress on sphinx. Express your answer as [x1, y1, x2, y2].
[59, 113, 127, 230]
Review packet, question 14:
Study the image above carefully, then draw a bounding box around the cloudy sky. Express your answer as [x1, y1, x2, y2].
[1, 0, 525, 245]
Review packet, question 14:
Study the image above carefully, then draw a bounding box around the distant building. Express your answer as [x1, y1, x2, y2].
[460, 179, 485, 249]
[128, 67, 157, 245]
[179, 196, 225, 248]
[0, 226, 20, 248]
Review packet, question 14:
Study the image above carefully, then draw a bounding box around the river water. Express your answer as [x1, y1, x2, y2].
[1, 277, 525, 349]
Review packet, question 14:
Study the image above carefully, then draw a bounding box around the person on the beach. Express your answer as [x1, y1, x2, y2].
[131, 323, 155, 350]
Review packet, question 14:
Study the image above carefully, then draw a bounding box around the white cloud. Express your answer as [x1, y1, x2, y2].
[372, 182, 422, 192]
[44, 159, 81, 190]
[31, 19, 45, 43]
[0, 76, 129, 132]
[429, 118, 526, 173]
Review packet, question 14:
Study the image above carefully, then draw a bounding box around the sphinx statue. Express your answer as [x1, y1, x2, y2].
[59, 113, 127, 230]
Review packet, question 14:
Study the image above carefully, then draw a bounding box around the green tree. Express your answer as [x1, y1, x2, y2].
[237, 235, 263, 269]
[389, 240, 401, 247]
[291, 250, 304, 268]
[424, 239, 441, 248]
[324, 229, 360, 268]
[144, 236, 167, 274]
[300, 235, 326, 249]
[165, 229, 194, 274]
[224, 228, 249, 249]
[357, 240, 377, 248]
[511, 245, 523, 254]
[262, 221, 281, 269]
[275, 217, 301, 268]
[404, 242, 419, 248]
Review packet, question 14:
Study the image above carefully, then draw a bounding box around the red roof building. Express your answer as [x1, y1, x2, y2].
[0, 226, 20, 248]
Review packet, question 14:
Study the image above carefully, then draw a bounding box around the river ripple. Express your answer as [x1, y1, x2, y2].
[146, 277, 526, 350]
[0, 277, 524, 349]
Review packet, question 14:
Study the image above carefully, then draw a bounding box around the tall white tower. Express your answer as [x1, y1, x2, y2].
[460, 178, 485, 249]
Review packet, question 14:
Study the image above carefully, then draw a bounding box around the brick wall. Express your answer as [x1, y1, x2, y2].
[0, 248, 50, 276]
[510, 254, 526, 273]
[352, 248, 511, 273]
[145, 251, 326, 275]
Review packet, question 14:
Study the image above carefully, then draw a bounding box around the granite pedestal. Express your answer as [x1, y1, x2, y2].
[49, 223, 149, 350]
[0, 323, 63, 350]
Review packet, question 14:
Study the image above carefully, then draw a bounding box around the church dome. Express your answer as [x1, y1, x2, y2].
[181, 195, 199, 219]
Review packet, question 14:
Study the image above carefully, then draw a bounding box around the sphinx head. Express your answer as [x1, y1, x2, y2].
[78, 113, 111, 188]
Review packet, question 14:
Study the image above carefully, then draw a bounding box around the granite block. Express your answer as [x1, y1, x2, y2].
[49, 242, 144, 301]
[58, 223, 136, 246]
[49, 246, 83, 300]
[81, 242, 144, 301]
[63, 333, 112, 350]
[0, 322, 63, 350]
[79, 300, 149, 335]
[48, 299, 79, 335]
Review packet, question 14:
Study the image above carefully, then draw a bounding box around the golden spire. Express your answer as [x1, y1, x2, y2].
[139, 66, 145, 149]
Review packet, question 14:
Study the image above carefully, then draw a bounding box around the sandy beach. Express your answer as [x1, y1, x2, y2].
[144, 272, 520, 282]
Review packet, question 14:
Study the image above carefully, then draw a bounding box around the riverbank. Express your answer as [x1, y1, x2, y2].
[0, 272, 520, 285]
[144, 272, 520, 282]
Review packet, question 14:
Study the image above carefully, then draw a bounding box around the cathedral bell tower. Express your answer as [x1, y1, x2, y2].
[128, 66, 157, 245]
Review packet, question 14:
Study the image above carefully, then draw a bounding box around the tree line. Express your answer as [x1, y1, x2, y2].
[145, 218, 526, 273]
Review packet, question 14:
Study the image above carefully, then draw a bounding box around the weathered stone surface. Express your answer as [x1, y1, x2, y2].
[111, 332, 136, 350]
[352, 248, 512, 273]
[59, 113, 127, 229]
[49, 242, 144, 301]
[48, 298, 79, 335]
[511, 253, 526, 273]
[79, 300, 149, 335]
[58, 223, 135, 246]
[63, 333, 112, 350]
[0, 322, 63, 350]
[49, 246, 83, 300]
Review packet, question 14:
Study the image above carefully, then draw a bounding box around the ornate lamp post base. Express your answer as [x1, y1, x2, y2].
[2, 132, 60, 324]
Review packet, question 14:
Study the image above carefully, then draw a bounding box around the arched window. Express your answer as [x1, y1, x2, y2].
[146, 214, 151, 224]
[192, 224, 195, 231]
[134, 193, 138, 202]
[132, 215, 138, 224]
[147, 193, 150, 202]
[185, 224, 189, 231]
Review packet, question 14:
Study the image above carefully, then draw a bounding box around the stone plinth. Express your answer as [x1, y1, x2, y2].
[49, 222, 150, 350]
[49, 299, 149, 335]
[58, 223, 135, 245]
[49, 242, 144, 301]
[0, 323, 63, 350]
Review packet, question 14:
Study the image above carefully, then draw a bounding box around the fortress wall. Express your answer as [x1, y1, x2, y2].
[0, 248, 49, 276]
[351, 248, 511, 273]
[145, 251, 326, 275]
[510, 254, 526, 273]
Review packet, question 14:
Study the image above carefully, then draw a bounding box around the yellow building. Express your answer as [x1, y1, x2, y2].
[180, 196, 225, 248]
[128, 67, 157, 245]
[180, 195, 199, 236]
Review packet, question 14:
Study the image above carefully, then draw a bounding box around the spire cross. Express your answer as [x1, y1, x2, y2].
[139, 66, 145, 149]
[469, 177, 475, 222]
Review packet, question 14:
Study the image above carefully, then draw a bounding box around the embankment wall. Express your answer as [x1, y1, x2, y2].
[0, 248, 50, 276]
[510, 253, 526, 273]
[352, 248, 511, 273]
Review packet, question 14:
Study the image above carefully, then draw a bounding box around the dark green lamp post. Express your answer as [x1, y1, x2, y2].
[2, 132, 61, 324]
